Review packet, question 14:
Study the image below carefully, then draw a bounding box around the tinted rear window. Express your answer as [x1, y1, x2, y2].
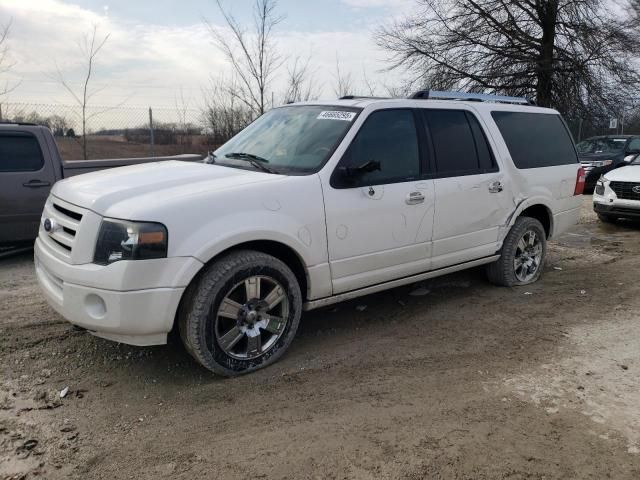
[0, 133, 44, 172]
[491, 112, 577, 169]
[425, 110, 479, 175]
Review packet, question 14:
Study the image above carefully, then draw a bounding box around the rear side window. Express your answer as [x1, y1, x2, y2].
[491, 112, 577, 168]
[422, 109, 497, 176]
[0, 133, 45, 172]
[628, 137, 640, 152]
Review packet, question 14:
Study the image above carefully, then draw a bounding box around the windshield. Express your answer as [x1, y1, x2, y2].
[631, 155, 640, 165]
[576, 137, 627, 154]
[213, 105, 361, 173]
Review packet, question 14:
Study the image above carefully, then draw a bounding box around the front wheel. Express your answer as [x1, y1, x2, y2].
[179, 250, 302, 376]
[486, 217, 547, 287]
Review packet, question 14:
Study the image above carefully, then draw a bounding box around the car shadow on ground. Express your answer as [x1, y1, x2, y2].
[61, 266, 527, 388]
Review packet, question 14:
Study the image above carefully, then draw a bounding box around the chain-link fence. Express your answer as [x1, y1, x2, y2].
[564, 117, 640, 143]
[0, 102, 216, 160]
[3, 101, 639, 160]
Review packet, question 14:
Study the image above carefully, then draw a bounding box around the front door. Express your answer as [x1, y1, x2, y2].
[0, 131, 55, 244]
[323, 109, 434, 294]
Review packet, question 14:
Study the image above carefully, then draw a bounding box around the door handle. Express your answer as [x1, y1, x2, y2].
[405, 191, 425, 205]
[488, 181, 503, 193]
[23, 180, 51, 188]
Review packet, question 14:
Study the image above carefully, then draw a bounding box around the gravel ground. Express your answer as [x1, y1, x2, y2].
[2, 197, 640, 479]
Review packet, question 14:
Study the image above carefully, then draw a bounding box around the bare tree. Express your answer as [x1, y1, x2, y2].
[48, 114, 70, 136]
[0, 20, 20, 111]
[283, 56, 318, 103]
[202, 76, 253, 145]
[175, 87, 192, 152]
[56, 26, 110, 159]
[361, 66, 379, 97]
[376, 0, 640, 119]
[207, 0, 284, 117]
[332, 55, 353, 98]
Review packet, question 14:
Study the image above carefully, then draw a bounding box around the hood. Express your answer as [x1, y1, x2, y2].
[603, 164, 640, 182]
[52, 160, 282, 216]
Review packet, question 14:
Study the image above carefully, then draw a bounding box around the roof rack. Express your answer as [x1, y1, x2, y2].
[339, 95, 391, 100]
[409, 90, 535, 105]
[0, 121, 38, 126]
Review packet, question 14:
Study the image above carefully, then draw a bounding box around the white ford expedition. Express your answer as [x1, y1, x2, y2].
[35, 91, 585, 376]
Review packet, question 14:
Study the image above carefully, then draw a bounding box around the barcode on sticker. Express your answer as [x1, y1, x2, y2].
[317, 111, 356, 121]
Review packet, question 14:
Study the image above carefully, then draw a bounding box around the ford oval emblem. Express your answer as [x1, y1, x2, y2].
[43, 218, 59, 233]
[633, 186, 640, 194]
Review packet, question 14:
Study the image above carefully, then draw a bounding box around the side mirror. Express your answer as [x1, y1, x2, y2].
[339, 160, 381, 178]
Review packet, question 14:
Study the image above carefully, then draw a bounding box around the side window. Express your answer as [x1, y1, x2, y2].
[334, 109, 419, 187]
[628, 138, 640, 152]
[423, 109, 496, 177]
[491, 111, 578, 168]
[467, 113, 497, 172]
[0, 133, 45, 172]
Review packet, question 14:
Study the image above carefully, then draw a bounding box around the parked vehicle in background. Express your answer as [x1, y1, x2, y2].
[593, 154, 640, 222]
[34, 91, 583, 376]
[0, 122, 202, 245]
[577, 135, 640, 192]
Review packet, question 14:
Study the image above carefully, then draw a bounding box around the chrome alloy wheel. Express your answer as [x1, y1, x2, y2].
[215, 275, 289, 360]
[513, 230, 543, 283]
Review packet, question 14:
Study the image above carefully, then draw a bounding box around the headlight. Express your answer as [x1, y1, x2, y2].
[595, 176, 607, 196]
[94, 219, 168, 265]
[592, 160, 613, 168]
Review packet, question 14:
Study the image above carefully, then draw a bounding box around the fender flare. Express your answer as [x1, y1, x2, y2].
[503, 197, 555, 237]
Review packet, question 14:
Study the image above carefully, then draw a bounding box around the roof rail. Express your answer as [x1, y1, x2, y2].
[409, 90, 535, 105]
[339, 95, 391, 100]
[0, 121, 38, 126]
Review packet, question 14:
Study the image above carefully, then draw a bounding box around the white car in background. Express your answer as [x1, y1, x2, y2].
[593, 154, 640, 222]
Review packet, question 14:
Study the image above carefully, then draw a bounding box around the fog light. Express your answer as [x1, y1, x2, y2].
[84, 294, 107, 320]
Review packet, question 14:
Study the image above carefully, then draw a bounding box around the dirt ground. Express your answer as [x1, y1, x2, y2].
[55, 136, 208, 161]
[2, 197, 640, 479]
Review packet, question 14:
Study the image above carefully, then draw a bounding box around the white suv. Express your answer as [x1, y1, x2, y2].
[35, 91, 584, 376]
[593, 154, 640, 222]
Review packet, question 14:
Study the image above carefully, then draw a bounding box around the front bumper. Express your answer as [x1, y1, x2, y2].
[35, 238, 202, 346]
[593, 201, 640, 220]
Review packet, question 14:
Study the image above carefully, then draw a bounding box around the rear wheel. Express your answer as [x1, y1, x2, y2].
[486, 216, 546, 287]
[179, 250, 302, 376]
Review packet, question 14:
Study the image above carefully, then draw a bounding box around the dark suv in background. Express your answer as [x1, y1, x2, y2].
[577, 135, 640, 191]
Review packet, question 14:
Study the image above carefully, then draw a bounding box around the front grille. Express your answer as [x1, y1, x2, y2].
[40, 198, 85, 260]
[610, 181, 640, 201]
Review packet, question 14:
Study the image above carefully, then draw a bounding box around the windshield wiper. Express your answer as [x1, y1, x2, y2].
[224, 152, 276, 174]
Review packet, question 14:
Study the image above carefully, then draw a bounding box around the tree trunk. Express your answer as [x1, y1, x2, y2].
[536, 1, 559, 107]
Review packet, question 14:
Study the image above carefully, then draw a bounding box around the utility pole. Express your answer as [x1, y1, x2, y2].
[149, 107, 155, 156]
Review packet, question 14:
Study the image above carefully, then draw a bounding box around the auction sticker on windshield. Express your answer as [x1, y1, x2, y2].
[317, 111, 357, 121]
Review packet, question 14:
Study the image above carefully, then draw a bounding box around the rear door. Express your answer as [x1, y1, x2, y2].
[420, 108, 512, 269]
[0, 130, 56, 244]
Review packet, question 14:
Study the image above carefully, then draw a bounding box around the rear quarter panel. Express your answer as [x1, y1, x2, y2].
[474, 104, 582, 239]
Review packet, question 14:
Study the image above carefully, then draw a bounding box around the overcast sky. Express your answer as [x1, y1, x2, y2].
[0, 0, 414, 111]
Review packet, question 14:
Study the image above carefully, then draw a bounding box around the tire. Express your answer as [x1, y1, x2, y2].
[486, 216, 547, 287]
[178, 250, 302, 376]
[597, 213, 617, 223]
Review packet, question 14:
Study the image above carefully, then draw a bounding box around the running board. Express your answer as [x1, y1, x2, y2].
[303, 255, 500, 311]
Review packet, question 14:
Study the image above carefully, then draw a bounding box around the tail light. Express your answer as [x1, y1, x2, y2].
[574, 166, 586, 195]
